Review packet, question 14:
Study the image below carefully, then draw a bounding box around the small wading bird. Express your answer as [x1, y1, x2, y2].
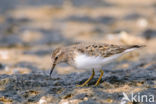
[50, 43, 144, 87]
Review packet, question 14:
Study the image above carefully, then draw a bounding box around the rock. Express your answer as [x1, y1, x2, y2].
[124, 13, 141, 20]
[137, 18, 148, 28]
[142, 29, 156, 39]
[65, 15, 115, 24]
[71, 0, 113, 7]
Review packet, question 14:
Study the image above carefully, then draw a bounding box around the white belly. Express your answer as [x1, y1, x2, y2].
[74, 53, 122, 70]
[74, 48, 136, 70]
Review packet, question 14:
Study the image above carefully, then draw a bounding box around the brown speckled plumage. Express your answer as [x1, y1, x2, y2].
[68, 43, 142, 57]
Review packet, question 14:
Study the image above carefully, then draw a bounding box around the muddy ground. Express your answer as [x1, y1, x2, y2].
[0, 0, 156, 104]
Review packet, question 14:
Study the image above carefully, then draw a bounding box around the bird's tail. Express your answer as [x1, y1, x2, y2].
[124, 45, 145, 53]
[128, 45, 146, 49]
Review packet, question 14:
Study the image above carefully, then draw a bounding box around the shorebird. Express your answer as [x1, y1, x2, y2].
[50, 43, 144, 87]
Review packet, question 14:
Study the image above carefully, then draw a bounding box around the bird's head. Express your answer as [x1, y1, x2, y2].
[50, 47, 66, 76]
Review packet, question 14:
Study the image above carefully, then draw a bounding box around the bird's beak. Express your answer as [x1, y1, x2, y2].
[50, 63, 56, 77]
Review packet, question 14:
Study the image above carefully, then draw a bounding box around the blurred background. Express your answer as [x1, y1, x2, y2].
[0, 0, 155, 74]
[0, 0, 156, 104]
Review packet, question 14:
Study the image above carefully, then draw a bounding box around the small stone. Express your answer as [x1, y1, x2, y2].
[137, 18, 148, 28]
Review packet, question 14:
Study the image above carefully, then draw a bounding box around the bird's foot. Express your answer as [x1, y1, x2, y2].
[94, 69, 104, 86]
[76, 69, 95, 87]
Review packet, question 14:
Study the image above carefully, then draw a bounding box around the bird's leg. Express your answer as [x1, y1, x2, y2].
[95, 69, 104, 86]
[77, 69, 95, 87]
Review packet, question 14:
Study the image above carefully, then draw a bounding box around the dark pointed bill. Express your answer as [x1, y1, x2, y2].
[50, 64, 56, 77]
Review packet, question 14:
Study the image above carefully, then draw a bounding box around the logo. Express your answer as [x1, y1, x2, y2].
[121, 92, 154, 104]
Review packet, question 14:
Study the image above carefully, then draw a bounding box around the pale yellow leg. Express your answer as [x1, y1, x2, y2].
[94, 70, 104, 86]
[77, 69, 95, 87]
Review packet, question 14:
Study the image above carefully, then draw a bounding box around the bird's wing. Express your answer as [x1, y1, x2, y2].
[74, 43, 143, 57]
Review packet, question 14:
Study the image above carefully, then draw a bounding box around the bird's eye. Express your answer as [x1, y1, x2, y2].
[55, 56, 58, 60]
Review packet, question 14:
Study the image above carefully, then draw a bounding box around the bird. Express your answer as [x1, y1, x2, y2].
[50, 42, 144, 87]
